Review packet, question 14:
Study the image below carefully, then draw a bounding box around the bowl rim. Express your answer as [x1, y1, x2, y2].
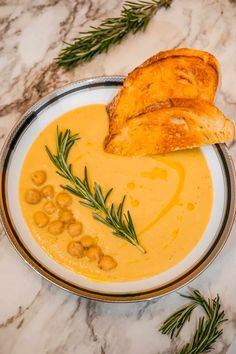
[0, 76, 235, 302]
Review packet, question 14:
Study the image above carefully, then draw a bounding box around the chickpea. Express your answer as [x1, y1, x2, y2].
[67, 217, 76, 225]
[67, 221, 83, 237]
[85, 246, 102, 262]
[43, 201, 57, 215]
[33, 211, 49, 228]
[41, 185, 54, 199]
[48, 220, 64, 235]
[98, 255, 117, 271]
[80, 235, 95, 249]
[67, 241, 84, 258]
[25, 189, 41, 204]
[31, 170, 47, 186]
[58, 209, 74, 224]
[56, 192, 72, 208]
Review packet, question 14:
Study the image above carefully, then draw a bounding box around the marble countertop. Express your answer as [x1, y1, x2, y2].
[1, 0, 236, 353]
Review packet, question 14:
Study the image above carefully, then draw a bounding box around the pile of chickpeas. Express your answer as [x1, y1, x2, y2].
[25, 170, 117, 271]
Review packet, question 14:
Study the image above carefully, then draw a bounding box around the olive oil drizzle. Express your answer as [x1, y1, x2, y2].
[140, 156, 185, 235]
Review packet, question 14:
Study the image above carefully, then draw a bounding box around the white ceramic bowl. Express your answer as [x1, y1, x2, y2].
[0, 77, 235, 302]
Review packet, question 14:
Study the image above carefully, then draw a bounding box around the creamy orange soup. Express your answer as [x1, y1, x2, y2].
[19, 104, 213, 282]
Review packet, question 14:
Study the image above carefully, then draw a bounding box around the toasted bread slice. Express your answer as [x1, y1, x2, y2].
[140, 48, 219, 69]
[107, 48, 219, 134]
[104, 99, 234, 156]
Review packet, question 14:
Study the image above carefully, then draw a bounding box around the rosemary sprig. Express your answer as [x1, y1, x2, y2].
[160, 289, 227, 354]
[45, 128, 146, 253]
[56, 0, 173, 68]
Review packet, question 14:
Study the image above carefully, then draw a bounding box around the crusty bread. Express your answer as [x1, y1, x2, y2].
[140, 48, 219, 70]
[104, 98, 234, 156]
[107, 48, 219, 135]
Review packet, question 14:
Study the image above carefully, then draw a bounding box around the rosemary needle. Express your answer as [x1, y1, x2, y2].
[160, 289, 227, 354]
[56, 0, 173, 68]
[46, 128, 146, 253]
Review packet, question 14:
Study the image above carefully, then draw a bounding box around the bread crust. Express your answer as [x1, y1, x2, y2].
[105, 98, 235, 156]
[140, 48, 219, 72]
[107, 48, 219, 135]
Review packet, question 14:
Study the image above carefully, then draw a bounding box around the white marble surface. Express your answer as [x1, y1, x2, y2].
[1, 0, 236, 353]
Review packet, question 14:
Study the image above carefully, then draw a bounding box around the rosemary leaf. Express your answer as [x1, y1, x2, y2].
[159, 289, 227, 354]
[46, 128, 146, 253]
[56, 0, 173, 68]
[160, 301, 198, 339]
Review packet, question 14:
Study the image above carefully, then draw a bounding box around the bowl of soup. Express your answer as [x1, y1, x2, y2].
[0, 77, 235, 302]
